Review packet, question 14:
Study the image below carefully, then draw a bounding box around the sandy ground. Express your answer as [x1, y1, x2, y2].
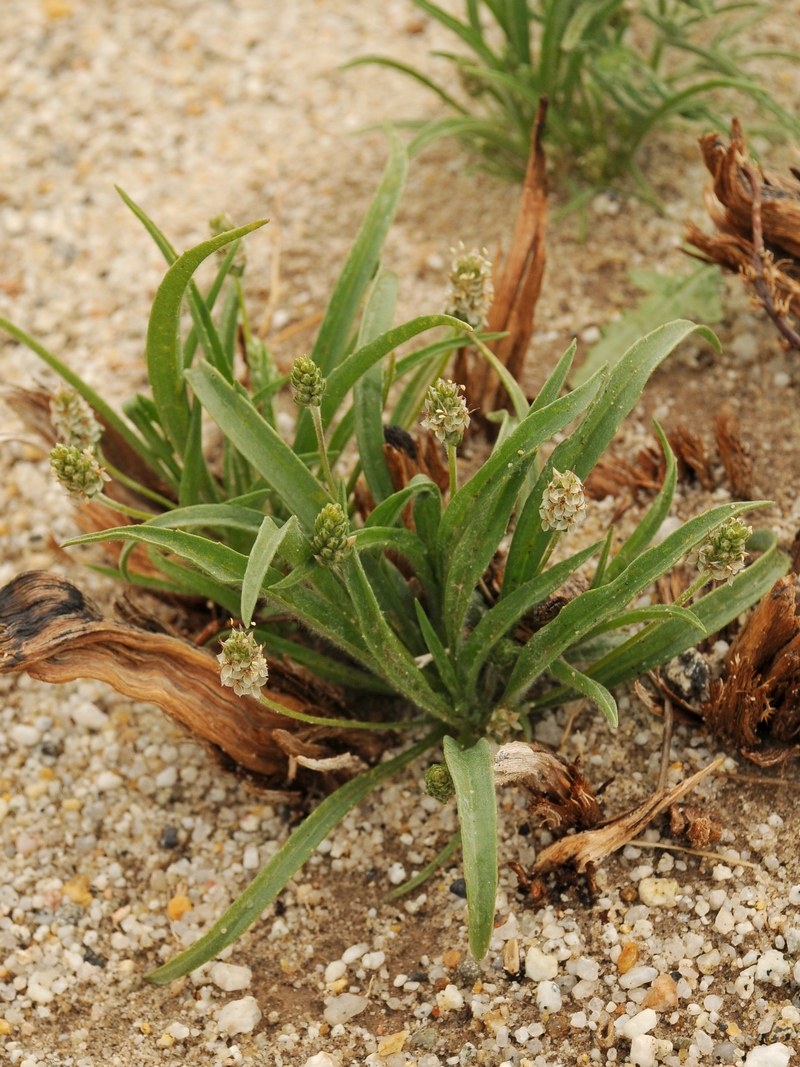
[2, 2, 800, 1066]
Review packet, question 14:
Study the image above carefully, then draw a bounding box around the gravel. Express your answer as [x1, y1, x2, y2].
[2, 0, 800, 1065]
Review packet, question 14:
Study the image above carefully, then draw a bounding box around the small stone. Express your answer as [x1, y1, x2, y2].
[377, 1031, 410, 1056]
[714, 1042, 739, 1062]
[243, 845, 260, 870]
[630, 1034, 659, 1067]
[166, 1022, 190, 1040]
[525, 946, 559, 981]
[756, 949, 790, 986]
[362, 951, 385, 970]
[325, 960, 347, 984]
[713, 864, 733, 881]
[641, 973, 678, 1011]
[210, 963, 252, 992]
[155, 766, 177, 789]
[638, 877, 679, 907]
[71, 702, 109, 730]
[341, 943, 369, 965]
[714, 908, 735, 935]
[436, 984, 464, 1012]
[216, 996, 262, 1036]
[443, 949, 461, 968]
[503, 938, 520, 975]
[27, 971, 56, 1004]
[618, 943, 639, 974]
[774, 371, 791, 388]
[323, 993, 368, 1026]
[535, 980, 562, 1013]
[159, 826, 179, 849]
[697, 949, 721, 975]
[167, 894, 192, 921]
[95, 770, 123, 792]
[63, 874, 93, 908]
[619, 965, 658, 990]
[9, 723, 41, 747]
[622, 1008, 658, 1039]
[743, 1045, 792, 1067]
[303, 1055, 338, 1067]
[0, 1020, 11, 1035]
[449, 878, 467, 898]
[458, 958, 481, 984]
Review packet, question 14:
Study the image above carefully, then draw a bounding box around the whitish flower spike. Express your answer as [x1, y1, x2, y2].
[422, 378, 470, 447]
[49, 444, 109, 501]
[290, 355, 326, 408]
[539, 468, 586, 532]
[692, 517, 752, 584]
[312, 503, 355, 566]
[217, 627, 268, 698]
[50, 389, 103, 450]
[446, 242, 494, 329]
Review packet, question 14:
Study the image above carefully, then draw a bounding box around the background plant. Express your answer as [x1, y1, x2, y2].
[349, 0, 800, 191]
[0, 133, 788, 981]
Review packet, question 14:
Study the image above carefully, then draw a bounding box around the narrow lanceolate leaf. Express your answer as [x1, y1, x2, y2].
[354, 266, 399, 504]
[414, 601, 460, 702]
[443, 737, 497, 962]
[502, 500, 771, 706]
[341, 553, 454, 721]
[146, 219, 268, 454]
[548, 659, 619, 729]
[186, 361, 330, 530]
[530, 340, 576, 413]
[145, 503, 266, 534]
[241, 516, 297, 627]
[146, 727, 446, 983]
[504, 320, 721, 590]
[364, 476, 441, 530]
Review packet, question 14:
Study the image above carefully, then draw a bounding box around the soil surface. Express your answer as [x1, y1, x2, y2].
[1, 2, 800, 1066]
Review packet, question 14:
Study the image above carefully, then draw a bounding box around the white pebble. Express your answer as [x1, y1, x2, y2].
[9, 723, 41, 747]
[210, 963, 252, 992]
[630, 1034, 659, 1067]
[755, 949, 790, 986]
[619, 966, 658, 990]
[436, 984, 464, 1012]
[95, 771, 123, 791]
[71, 702, 109, 730]
[27, 971, 56, 1004]
[744, 1045, 792, 1067]
[325, 960, 347, 983]
[774, 371, 791, 388]
[712, 864, 733, 881]
[341, 942, 369, 965]
[166, 1022, 190, 1040]
[155, 766, 177, 788]
[323, 993, 368, 1026]
[243, 845, 260, 870]
[216, 996, 262, 1036]
[638, 877, 679, 908]
[525, 946, 559, 981]
[788, 885, 800, 906]
[621, 1008, 657, 1039]
[570, 1011, 587, 1028]
[714, 908, 735, 934]
[387, 862, 406, 885]
[303, 1055, 338, 1067]
[361, 951, 385, 970]
[696, 949, 721, 975]
[535, 981, 562, 1013]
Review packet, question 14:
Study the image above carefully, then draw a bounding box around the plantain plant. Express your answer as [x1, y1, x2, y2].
[348, 0, 800, 192]
[0, 132, 787, 979]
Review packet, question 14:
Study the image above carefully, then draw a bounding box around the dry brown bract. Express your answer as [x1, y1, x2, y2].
[705, 573, 800, 766]
[494, 741, 721, 897]
[0, 571, 385, 795]
[685, 118, 800, 352]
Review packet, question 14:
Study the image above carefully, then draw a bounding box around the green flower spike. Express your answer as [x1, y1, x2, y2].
[217, 627, 268, 698]
[290, 355, 326, 408]
[49, 444, 109, 501]
[424, 763, 455, 803]
[692, 517, 752, 585]
[311, 503, 355, 566]
[49, 389, 102, 450]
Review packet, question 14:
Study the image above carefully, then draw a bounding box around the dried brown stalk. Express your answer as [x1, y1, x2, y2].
[0, 572, 384, 794]
[458, 98, 549, 417]
[667, 424, 715, 490]
[714, 406, 753, 500]
[685, 119, 800, 352]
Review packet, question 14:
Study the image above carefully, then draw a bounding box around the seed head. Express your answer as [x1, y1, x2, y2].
[691, 517, 752, 585]
[49, 389, 102, 449]
[446, 242, 494, 329]
[311, 503, 355, 566]
[539, 468, 586, 533]
[49, 444, 109, 501]
[485, 705, 522, 744]
[217, 627, 268, 698]
[209, 212, 247, 276]
[424, 763, 455, 803]
[421, 378, 470, 447]
[290, 355, 326, 408]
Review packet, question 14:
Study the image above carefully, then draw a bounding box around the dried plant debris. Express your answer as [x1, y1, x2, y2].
[669, 802, 722, 849]
[0, 571, 384, 793]
[494, 741, 720, 897]
[457, 99, 548, 417]
[685, 118, 800, 351]
[705, 573, 800, 765]
[714, 406, 754, 500]
[584, 441, 665, 502]
[667, 424, 715, 491]
[354, 424, 449, 523]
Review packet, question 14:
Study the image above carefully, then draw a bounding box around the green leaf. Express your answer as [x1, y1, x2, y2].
[504, 320, 721, 590]
[604, 421, 676, 583]
[502, 499, 770, 705]
[442, 737, 497, 961]
[253, 630, 394, 694]
[354, 266, 399, 504]
[414, 601, 460, 701]
[531, 340, 576, 412]
[145, 503, 266, 534]
[241, 516, 298, 627]
[365, 476, 441, 530]
[185, 361, 330, 530]
[578, 603, 706, 643]
[146, 727, 446, 982]
[548, 658, 619, 728]
[572, 265, 724, 387]
[146, 219, 268, 454]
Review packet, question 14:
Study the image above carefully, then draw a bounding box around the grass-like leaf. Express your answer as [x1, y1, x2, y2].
[241, 517, 297, 627]
[548, 658, 619, 728]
